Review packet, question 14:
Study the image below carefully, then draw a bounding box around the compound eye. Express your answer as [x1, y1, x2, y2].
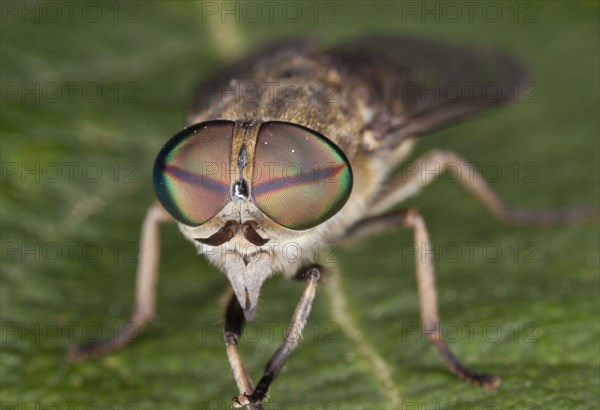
[153, 121, 233, 226]
[252, 122, 352, 230]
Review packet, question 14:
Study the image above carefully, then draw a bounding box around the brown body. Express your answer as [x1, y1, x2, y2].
[68, 37, 591, 409]
[180, 37, 528, 316]
[187, 35, 529, 232]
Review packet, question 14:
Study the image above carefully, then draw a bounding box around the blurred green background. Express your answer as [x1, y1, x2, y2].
[1, 1, 598, 409]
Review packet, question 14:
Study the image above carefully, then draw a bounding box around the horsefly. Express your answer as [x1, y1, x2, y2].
[67, 36, 592, 408]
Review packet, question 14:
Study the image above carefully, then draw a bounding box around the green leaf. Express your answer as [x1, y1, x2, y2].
[1, 1, 598, 409]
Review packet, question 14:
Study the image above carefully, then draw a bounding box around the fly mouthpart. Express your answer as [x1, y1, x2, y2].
[244, 288, 251, 310]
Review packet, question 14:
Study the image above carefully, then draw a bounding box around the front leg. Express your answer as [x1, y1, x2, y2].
[223, 290, 264, 410]
[66, 202, 172, 361]
[230, 265, 322, 408]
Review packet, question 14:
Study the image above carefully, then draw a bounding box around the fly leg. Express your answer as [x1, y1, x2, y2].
[223, 290, 264, 410]
[347, 208, 501, 390]
[367, 149, 594, 225]
[336, 149, 592, 389]
[338, 148, 593, 389]
[232, 265, 322, 407]
[66, 202, 172, 361]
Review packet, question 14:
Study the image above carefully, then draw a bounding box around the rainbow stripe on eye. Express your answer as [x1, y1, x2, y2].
[153, 121, 233, 226]
[252, 163, 348, 197]
[162, 163, 230, 195]
[252, 122, 353, 230]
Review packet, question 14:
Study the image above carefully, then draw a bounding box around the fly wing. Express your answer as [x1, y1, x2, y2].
[187, 37, 319, 122]
[319, 36, 530, 150]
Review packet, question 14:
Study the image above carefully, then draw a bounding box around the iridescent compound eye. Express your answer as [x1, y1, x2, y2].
[252, 122, 352, 230]
[154, 121, 233, 226]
